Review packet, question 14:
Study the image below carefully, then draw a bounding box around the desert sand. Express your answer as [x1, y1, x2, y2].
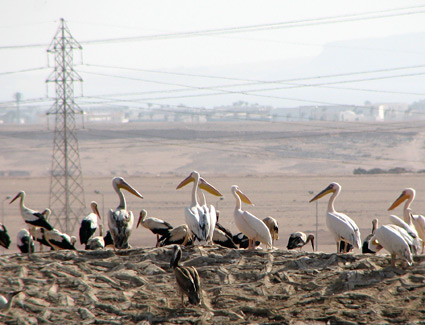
[1, 121, 425, 323]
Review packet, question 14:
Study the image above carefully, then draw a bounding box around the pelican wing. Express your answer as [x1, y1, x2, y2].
[185, 206, 207, 242]
[234, 210, 272, 248]
[327, 212, 361, 248]
[375, 225, 413, 265]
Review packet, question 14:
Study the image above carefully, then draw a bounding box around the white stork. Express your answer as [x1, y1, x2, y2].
[263, 216, 279, 245]
[287, 232, 315, 251]
[79, 201, 101, 245]
[16, 229, 35, 253]
[231, 185, 272, 250]
[86, 225, 105, 250]
[388, 188, 425, 254]
[136, 209, 173, 247]
[158, 224, 193, 247]
[9, 191, 53, 230]
[0, 224, 11, 249]
[362, 218, 378, 254]
[176, 171, 222, 244]
[44, 229, 77, 250]
[309, 182, 361, 253]
[108, 177, 143, 249]
[170, 245, 201, 306]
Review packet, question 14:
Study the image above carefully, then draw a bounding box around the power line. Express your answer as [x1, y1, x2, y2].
[0, 66, 49, 76]
[2, 5, 425, 50]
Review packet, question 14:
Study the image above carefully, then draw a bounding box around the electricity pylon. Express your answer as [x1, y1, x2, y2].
[46, 18, 85, 234]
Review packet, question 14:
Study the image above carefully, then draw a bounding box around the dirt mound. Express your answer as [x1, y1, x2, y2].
[1, 246, 424, 324]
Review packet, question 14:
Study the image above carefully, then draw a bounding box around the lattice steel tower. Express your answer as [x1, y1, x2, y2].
[46, 18, 85, 234]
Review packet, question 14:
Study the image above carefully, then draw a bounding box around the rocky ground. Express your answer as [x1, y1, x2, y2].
[1, 246, 425, 324]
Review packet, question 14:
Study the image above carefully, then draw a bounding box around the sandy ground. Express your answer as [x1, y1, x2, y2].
[1, 121, 425, 323]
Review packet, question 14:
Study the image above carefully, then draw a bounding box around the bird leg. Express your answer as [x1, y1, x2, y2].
[336, 241, 340, 253]
[155, 234, 159, 248]
[391, 254, 396, 267]
[343, 241, 348, 254]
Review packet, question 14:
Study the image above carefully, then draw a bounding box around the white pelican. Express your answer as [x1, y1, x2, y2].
[176, 171, 222, 244]
[79, 201, 101, 245]
[170, 245, 201, 306]
[136, 209, 173, 247]
[309, 182, 361, 253]
[109, 177, 144, 249]
[362, 218, 378, 254]
[86, 225, 105, 250]
[213, 228, 238, 248]
[388, 215, 421, 255]
[0, 290, 21, 312]
[159, 224, 193, 247]
[44, 229, 77, 250]
[9, 191, 53, 230]
[369, 224, 414, 266]
[388, 188, 425, 254]
[231, 185, 272, 250]
[17, 229, 35, 253]
[0, 224, 11, 249]
[263, 216, 279, 245]
[287, 232, 315, 251]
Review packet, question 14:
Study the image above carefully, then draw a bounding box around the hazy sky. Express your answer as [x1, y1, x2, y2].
[2, 0, 425, 108]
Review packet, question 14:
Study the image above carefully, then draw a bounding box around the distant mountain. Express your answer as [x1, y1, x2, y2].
[180, 32, 425, 108]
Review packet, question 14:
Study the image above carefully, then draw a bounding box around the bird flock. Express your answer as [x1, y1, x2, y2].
[1, 172, 425, 308]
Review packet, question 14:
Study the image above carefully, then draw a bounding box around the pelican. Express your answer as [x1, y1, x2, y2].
[362, 218, 378, 254]
[16, 229, 35, 253]
[136, 209, 173, 247]
[231, 185, 272, 250]
[309, 182, 361, 253]
[0, 224, 11, 249]
[170, 245, 201, 306]
[44, 229, 77, 250]
[86, 225, 105, 250]
[79, 201, 101, 245]
[287, 232, 315, 251]
[263, 216, 279, 245]
[109, 177, 143, 249]
[176, 171, 222, 244]
[213, 228, 237, 248]
[388, 188, 425, 254]
[0, 290, 21, 312]
[159, 224, 193, 247]
[9, 191, 53, 230]
[369, 224, 414, 266]
[388, 215, 421, 254]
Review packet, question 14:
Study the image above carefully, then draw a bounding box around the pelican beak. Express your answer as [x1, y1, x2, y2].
[118, 180, 143, 199]
[176, 174, 193, 189]
[9, 192, 21, 204]
[237, 189, 253, 205]
[388, 192, 408, 211]
[309, 185, 335, 203]
[199, 178, 223, 197]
